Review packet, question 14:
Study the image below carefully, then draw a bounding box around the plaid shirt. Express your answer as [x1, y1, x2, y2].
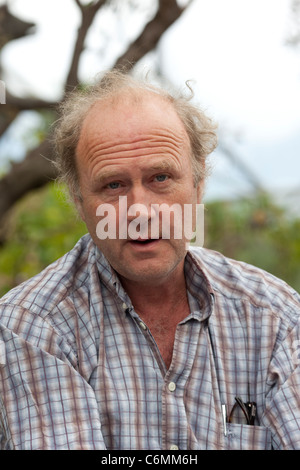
[0, 234, 300, 450]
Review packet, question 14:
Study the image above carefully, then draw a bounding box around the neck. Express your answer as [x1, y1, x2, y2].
[120, 262, 190, 370]
[119, 261, 188, 317]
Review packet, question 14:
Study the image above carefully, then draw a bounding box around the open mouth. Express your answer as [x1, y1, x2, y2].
[128, 238, 161, 248]
[130, 238, 159, 243]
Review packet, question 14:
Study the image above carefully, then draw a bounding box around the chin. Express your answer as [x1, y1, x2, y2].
[117, 257, 185, 286]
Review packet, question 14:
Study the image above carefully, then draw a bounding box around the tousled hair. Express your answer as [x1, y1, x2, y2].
[53, 69, 218, 199]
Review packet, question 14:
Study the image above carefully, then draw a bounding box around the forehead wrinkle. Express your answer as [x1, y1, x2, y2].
[89, 152, 185, 186]
[76, 94, 192, 182]
[81, 127, 189, 167]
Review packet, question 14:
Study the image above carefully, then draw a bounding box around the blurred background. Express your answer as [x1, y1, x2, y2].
[0, 0, 299, 295]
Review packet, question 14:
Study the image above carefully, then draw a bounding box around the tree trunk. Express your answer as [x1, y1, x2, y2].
[0, 0, 189, 232]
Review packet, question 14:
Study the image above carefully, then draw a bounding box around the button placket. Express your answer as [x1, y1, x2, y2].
[161, 320, 202, 450]
[162, 379, 182, 451]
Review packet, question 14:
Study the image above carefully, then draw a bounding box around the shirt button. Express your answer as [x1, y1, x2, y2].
[168, 382, 176, 392]
[170, 444, 179, 450]
[122, 302, 127, 310]
[139, 321, 147, 331]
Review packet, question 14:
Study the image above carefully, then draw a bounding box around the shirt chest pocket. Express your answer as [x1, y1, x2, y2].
[225, 423, 272, 450]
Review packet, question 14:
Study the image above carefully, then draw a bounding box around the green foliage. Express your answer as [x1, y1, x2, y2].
[205, 193, 300, 292]
[0, 183, 87, 296]
[0, 185, 299, 297]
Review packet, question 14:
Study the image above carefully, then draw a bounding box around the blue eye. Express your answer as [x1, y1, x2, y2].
[155, 174, 168, 182]
[108, 182, 120, 189]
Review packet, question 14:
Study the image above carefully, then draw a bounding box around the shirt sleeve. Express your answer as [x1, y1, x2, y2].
[0, 305, 106, 450]
[262, 319, 300, 449]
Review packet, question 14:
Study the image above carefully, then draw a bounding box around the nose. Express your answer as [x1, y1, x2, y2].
[125, 186, 157, 239]
[126, 186, 154, 222]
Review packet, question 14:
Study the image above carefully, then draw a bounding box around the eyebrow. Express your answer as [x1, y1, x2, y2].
[95, 171, 123, 184]
[95, 160, 177, 184]
[146, 160, 175, 172]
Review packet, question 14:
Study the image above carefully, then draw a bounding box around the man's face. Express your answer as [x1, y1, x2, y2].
[76, 92, 202, 286]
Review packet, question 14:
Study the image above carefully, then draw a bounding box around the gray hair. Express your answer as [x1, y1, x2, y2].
[53, 69, 218, 199]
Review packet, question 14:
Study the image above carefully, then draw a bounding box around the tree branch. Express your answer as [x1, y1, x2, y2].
[0, 93, 56, 139]
[66, 0, 106, 89]
[114, 0, 185, 70]
[0, 0, 192, 232]
[0, 137, 56, 241]
[5, 91, 56, 110]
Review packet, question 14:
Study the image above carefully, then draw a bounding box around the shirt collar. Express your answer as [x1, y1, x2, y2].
[95, 244, 214, 322]
[185, 248, 214, 321]
[95, 246, 133, 307]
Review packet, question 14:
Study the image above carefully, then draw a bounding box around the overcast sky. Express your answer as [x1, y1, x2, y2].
[1, 0, 299, 202]
[158, 0, 300, 202]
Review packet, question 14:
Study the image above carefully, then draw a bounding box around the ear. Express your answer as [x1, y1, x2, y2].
[73, 195, 86, 222]
[196, 180, 205, 204]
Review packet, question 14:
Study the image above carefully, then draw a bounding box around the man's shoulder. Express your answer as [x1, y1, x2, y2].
[189, 246, 300, 315]
[0, 234, 95, 317]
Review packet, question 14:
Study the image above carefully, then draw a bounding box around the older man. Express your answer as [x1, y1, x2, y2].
[0, 71, 300, 450]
